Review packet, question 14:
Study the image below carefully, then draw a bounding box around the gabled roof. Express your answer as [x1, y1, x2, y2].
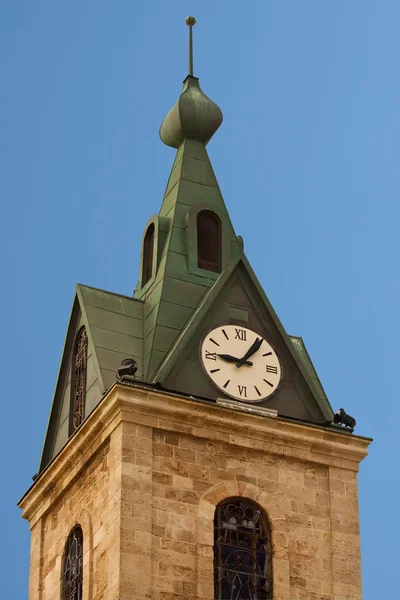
[151, 255, 334, 423]
[78, 284, 143, 386]
[39, 284, 143, 472]
[289, 335, 332, 421]
[38, 65, 336, 473]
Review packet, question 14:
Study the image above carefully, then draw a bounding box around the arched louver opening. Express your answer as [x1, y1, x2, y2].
[214, 497, 273, 599]
[142, 223, 155, 286]
[69, 326, 88, 436]
[197, 210, 222, 272]
[62, 526, 83, 600]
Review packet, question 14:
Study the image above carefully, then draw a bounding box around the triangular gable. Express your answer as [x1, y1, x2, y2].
[153, 256, 334, 424]
[39, 284, 144, 473]
[39, 291, 101, 472]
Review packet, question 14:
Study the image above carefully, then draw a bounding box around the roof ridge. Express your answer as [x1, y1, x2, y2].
[77, 283, 144, 303]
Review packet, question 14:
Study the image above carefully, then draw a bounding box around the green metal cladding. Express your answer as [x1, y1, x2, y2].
[39, 72, 334, 473]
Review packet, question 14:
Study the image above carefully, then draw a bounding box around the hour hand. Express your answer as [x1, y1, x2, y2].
[217, 354, 253, 366]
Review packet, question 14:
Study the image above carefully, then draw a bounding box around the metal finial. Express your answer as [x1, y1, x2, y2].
[185, 16, 196, 76]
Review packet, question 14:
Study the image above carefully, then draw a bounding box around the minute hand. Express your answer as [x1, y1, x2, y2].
[236, 337, 263, 368]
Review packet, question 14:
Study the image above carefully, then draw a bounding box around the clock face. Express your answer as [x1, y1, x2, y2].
[200, 324, 282, 403]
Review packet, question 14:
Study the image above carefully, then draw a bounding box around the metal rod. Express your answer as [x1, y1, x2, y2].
[185, 16, 196, 76]
[189, 25, 193, 75]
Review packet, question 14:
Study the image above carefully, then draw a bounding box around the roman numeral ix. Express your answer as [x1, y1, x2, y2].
[205, 350, 217, 361]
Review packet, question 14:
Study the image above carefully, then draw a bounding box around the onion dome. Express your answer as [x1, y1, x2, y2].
[159, 17, 223, 148]
[160, 76, 223, 148]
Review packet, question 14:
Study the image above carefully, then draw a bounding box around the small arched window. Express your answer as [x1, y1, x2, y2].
[69, 326, 88, 436]
[214, 497, 273, 599]
[197, 210, 222, 272]
[142, 223, 155, 286]
[62, 526, 83, 600]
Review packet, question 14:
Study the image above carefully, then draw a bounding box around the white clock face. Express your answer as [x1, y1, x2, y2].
[200, 324, 282, 403]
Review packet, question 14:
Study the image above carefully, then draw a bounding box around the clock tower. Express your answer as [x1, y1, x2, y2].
[19, 18, 371, 600]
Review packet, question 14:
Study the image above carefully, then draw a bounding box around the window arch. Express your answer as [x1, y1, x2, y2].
[62, 526, 83, 600]
[214, 497, 273, 599]
[69, 326, 88, 436]
[142, 222, 155, 286]
[197, 210, 222, 272]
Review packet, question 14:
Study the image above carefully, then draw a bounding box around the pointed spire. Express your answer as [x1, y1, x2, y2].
[136, 18, 240, 379]
[159, 17, 223, 149]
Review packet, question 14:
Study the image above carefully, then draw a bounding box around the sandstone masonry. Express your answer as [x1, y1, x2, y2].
[19, 384, 370, 600]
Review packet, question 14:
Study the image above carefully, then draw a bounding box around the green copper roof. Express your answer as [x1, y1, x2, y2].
[134, 136, 243, 380]
[38, 18, 336, 473]
[160, 76, 223, 148]
[289, 335, 332, 420]
[39, 284, 143, 472]
[150, 254, 334, 424]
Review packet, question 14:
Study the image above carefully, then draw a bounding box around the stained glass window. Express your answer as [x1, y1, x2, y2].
[197, 210, 222, 272]
[62, 527, 83, 600]
[142, 222, 155, 286]
[69, 326, 88, 436]
[214, 498, 273, 599]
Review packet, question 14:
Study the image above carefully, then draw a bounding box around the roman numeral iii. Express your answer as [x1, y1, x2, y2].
[266, 365, 278, 374]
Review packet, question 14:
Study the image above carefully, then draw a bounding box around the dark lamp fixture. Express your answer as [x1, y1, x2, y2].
[116, 358, 138, 381]
[333, 408, 356, 432]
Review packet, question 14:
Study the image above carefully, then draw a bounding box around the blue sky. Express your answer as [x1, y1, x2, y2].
[1, 1, 399, 598]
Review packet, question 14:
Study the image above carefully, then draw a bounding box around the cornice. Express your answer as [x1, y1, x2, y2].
[18, 387, 122, 525]
[19, 384, 371, 525]
[116, 386, 370, 465]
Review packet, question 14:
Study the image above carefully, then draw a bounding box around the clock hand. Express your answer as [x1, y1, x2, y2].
[217, 354, 253, 366]
[236, 337, 264, 368]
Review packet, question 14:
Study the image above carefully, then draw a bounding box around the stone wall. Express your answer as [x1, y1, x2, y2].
[19, 385, 370, 600]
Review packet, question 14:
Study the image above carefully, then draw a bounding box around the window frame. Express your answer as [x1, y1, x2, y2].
[69, 326, 88, 437]
[136, 215, 167, 297]
[197, 209, 222, 273]
[185, 203, 233, 280]
[141, 222, 155, 287]
[61, 526, 83, 600]
[214, 497, 273, 599]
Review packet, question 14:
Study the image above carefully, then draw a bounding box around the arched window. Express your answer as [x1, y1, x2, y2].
[62, 526, 83, 600]
[197, 210, 222, 272]
[214, 497, 273, 599]
[142, 223, 155, 286]
[69, 326, 88, 436]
